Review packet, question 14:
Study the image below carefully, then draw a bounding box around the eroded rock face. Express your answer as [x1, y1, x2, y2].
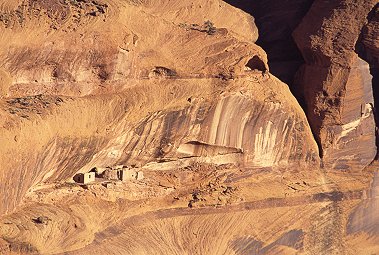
[293, 0, 378, 170]
[108, 80, 318, 169]
[0, 76, 319, 215]
[224, 0, 314, 86]
[0, 0, 265, 98]
[0, 0, 319, 216]
[320, 56, 376, 170]
[360, 4, 379, 145]
[361, 4, 379, 63]
[4, 1, 379, 254]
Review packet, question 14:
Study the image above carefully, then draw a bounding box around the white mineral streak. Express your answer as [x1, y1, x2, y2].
[338, 103, 373, 142]
[254, 121, 279, 166]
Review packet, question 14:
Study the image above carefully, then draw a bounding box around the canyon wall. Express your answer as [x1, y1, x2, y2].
[0, 0, 318, 216]
[225, 0, 379, 170]
[2, 1, 379, 254]
[293, 0, 378, 170]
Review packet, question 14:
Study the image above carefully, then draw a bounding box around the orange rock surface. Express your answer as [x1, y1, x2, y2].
[0, 1, 378, 254]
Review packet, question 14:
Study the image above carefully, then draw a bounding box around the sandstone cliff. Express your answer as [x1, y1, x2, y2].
[0, 0, 318, 216]
[1, 1, 379, 254]
[293, 0, 379, 170]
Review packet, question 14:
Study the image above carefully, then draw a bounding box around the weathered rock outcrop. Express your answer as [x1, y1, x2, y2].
[0, 0, 318, 217]
[3, 1, 379, 254]
[0, 76, 319, 215]
[361, 4, 379, 63]
[224, 0, 314, 87]
[0, 0, 265, 98]
[360, 4, 379, 146]
[293, 0, 378, 170]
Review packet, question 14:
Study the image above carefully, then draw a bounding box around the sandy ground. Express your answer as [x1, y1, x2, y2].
[0, 162, 376, 254]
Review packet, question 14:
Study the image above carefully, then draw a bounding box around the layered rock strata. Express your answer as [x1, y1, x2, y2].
[0, 0, 318, 216]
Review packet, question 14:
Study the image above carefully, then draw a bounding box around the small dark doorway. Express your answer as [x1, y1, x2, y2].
[245, 56, 266, 72]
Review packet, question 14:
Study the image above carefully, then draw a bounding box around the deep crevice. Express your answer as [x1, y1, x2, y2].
[223, 0, 320, 157]
[356, 3, 379, 158]
[223, 0, 314, 90]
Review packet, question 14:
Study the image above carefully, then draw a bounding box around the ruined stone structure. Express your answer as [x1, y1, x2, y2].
[102, 168, 119, 180]
[75, 172, 95, 184]
[119, 169, 136, 181]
